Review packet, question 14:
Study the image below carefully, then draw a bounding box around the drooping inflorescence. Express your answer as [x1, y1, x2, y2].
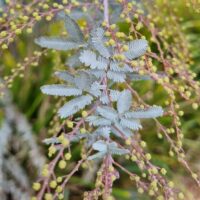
[32, 5, 194, 199]
[0, 0, 199, 200]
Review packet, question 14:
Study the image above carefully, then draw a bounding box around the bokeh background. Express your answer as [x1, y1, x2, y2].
[0, 0, 200, 199]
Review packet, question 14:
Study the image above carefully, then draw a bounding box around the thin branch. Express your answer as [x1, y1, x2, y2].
[103, 0, 109, 25]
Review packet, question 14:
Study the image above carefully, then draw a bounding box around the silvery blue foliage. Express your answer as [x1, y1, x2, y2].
[117, 90, 132, 114]
[58, 94, 93, 118]
[86, 115, 112, 126]
[35, 14, 86, 51]
[35, 14, 164, 160]
[41, 70, 105, 118]
[88, 140, 129, 160]
[80, 50, 108, 70]
[64, 14, 84, 43]
[127, 73, 152, 81]
[124, 39, 148, 59]
[35, 37, 84, 51]
[41, 84, 83, 96]
[124, 106, 164, 119]
[90, 27, 111, 58]
[65, 53, 82, 68]
[87, 90, 143, 139]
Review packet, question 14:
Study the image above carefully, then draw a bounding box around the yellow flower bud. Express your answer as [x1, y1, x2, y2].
[58, 160, 67, 169]
[125, 17, 131, 23]
[140, 141, 146, 147]
[32, 182, 41, 191]
[57, 177, 63, 183]
[56, 186, 63, 193]
[125, 138, 131, 145]
[58, 194, 64, 200]
[61, 138, 69, 147]
[122, 45, 129, 51]
[145, 153, 151, 160]
[178, 193, 184, 199]
[111, 175, 116, 181]
[149, 190, 155, 196]
[192, 103, 198, 110]
[131, 155, 137, 161]
[102, 21, 107, 27]
[2, 44, 8, 49]
[48, 145, 56, 156]
[66, 120, 73, 128]
[0, 31, 7, 37]
[192, 173, 198, 179]
[27, 28, 33, 34]
[152, 167, 158, 174]
[82, 110, 88, 117]
[46, 15, 52, 21]
[110, 24, 116, 29]
[168, 181, 174, 188]
[15, 29, 22, 35]
[49, 180, 57, 189]
[44, 193, 53, 200]
[80, 128, 86, 134]
[108, 166, 114, 172]
[178, 110, 184, 116]
[64, 153, 71, 160]
[42, 165, 49, 177]
[138, 187, 144, 194]
[35, 15, 41, 21]
[105, 31, 111, 37]
[108, 39, 115, 46]
[160, 168, 167, 175]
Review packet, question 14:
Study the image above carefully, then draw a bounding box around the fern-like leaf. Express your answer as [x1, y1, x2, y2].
[41, 85, 82, 96]
[79, 50, 108, 70]
[97, 106, 118, 121]
[35, 37, 82, 50]
[92, 140, 107, 151]
[66, 53, 82, 68]
[87, 152, 106, 160]
[109, 146, 129, 155]
[43, 137, 59, 145]
[86, 115, 112, 126]
[110, 62, 133, 72]
[124, 39, 148, 59]
[127, 73, 151, 81]
[88, 69, 106, 78]
[54, 71, 74, 83]
[91, 27, 111, 58]
[64, 15, 84, 42]
[117, 90, 132, 114]
[120, 118, 142, 130]
[110, 90, 121, 101]
[99, 95, 109, 104]
[112, 124, 132, 137]
[89, 82, 105, 97]
[58, 95, 93, 118]
[74, 71, 93, 90]
[107, 71, 126, 82]
[125, 106, 164, 119]
[94, 126, 111, 138]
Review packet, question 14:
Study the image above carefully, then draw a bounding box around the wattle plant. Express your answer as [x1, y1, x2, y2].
[1, 0, 199, 200]
[31, 3, 188, 200]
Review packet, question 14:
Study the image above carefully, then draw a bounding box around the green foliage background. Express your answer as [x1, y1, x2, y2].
[0, 0, 200, 199]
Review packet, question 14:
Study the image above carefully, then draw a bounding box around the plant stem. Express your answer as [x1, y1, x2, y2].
[103, 0, 109, 25]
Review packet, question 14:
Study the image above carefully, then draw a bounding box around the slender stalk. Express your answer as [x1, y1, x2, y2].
[103, 0, 109, 25]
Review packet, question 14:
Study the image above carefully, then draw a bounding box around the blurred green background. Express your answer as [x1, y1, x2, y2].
[0, 0, 200, 199]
